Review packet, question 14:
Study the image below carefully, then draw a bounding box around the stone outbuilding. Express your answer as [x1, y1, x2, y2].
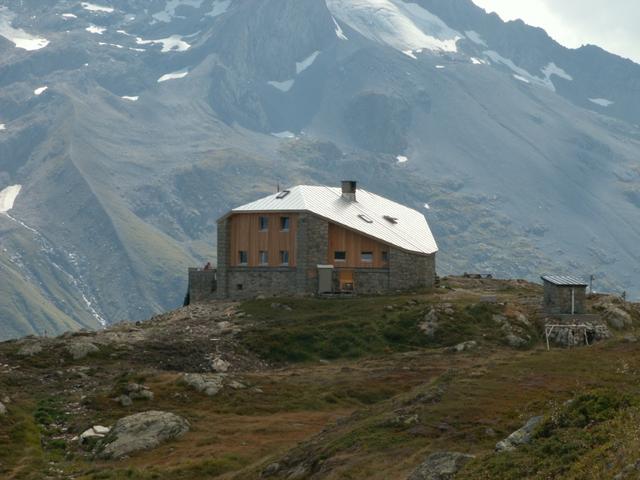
[541, 275, 588, 314]
[189, 181, 438, 300]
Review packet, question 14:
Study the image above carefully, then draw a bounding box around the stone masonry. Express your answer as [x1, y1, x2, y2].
[295, 213, 328, 295]
[188, 268, 217, 303]
[215, 217, 230, 298]
[543, 283, 587, 314]
[389, 248, 436, 291]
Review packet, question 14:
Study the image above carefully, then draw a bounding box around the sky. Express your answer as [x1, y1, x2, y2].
[471, 0, 640, 64]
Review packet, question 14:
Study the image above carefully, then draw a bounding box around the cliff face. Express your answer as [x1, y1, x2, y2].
[2, 0, 640, 338]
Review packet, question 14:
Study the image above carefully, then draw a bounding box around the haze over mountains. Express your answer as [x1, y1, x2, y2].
[1, 0, 640, 340]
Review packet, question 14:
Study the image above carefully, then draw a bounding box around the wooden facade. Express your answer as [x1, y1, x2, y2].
[229, 213, 298, 267]
[328, 223, 389, 268]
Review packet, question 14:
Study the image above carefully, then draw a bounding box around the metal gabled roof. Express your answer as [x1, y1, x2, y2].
[541, 275, 588, 287]
[229, 185, 438, 255]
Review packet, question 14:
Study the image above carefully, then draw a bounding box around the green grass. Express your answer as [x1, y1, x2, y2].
[79, 454, 248, 479]
[239, 296, 525, 363]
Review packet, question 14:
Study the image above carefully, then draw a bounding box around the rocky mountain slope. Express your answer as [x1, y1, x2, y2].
[2, 277, 640, 479]
[2, 0, 640, 338]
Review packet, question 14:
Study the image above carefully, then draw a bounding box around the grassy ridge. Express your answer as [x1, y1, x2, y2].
[238, 293, 535, 363]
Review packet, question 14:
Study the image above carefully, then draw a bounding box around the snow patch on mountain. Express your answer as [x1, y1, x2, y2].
[268, 79, 295, 92]
[513, 74, 530, 84]
[271, 131, 296, 139]
[0, 124, 5, 131]
[589, 98, 614, 107]
[61, 13, 78, 19]
[207, 0, 231, 18]
[98, 42, 123, 49]
[0, 7, 49, 50]
[296, 51, 321, 74]
[465, 30, 487, 47]
[470, 57, 486, 65]
[326, 0, 461, 55]
[34, 86, 48, 95]
[396, 155, 408, 163]
[81, 2, 114, 13]
[136, 34, 190, 52]
[153, 0, 204, 22]
[86, 24, 106, 35]
[484, 51, 572, 92]
[121, 96, 139, 101]
[0, 185, 22, 213]
[157, 70, 189, 82]
[542, 62, 573, 82]
[332, 16, 348, 40]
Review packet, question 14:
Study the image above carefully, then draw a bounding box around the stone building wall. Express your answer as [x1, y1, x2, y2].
[295, 213, 328, 295]
[215, 218, 230, 298]
[332, 269, 390, 293]
[389, 249, 436, 291]
[543, 283, 587, 314]
[188, 268, 217, 303]
[225, 268, 297, 299]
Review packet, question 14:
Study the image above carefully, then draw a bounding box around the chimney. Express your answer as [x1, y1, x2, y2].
[341, 180, 357, 202]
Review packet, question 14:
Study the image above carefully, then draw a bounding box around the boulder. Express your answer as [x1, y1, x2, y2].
[604, 307, 633, 330]
[505, 334, 528, 348]
[67, 341, 99, 360]
[514, 312, 531, 327]
[419, 309, 439, 337]
[407, 451, 475, 480]
[97, 411, 189, 459]
[448, 341, 477, 353]
[182, 373, 225, 396]
[17, 342, 42, 356]
[80, 425, 111, 443]
[126, 383, 154, 401]
[496, 416, 543, 452]
[117, 395, 133, 407]
[211, 357, 231, 373]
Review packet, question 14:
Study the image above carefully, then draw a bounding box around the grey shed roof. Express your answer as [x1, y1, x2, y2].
[227, 185, 438, 255]
[541, 275, 588, 287]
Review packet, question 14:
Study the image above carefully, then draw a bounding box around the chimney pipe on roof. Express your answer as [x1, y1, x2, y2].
[341, 180, 357, 202]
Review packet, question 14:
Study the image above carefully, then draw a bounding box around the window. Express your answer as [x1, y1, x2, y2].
[280, 216, 290, 231]
[361, 251, 373, 263]
[382, 251, 389, 263]
[280, 250, 289, 265]
[238, 251, 248, 265]
[276, 190, 290, 199]
[358, 214, 374, 224]
[236, 283, 243, 290]
[334, 251, 346, 262]
[259, 216, 269, 231]
[259, 250, 268, 265]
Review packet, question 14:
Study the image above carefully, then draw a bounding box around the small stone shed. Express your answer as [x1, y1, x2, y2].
[541, 275, 588, 315]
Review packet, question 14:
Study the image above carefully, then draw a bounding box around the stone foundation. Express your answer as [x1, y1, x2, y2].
[224, 267, 297, 299]
[188, 269, 217, 303]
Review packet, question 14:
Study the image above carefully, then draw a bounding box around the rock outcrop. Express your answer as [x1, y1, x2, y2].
[67, 341, 100, 360]
[97, 411, 189, 459]
[407, 451, 475, 480]
[182, 373, 225, 397]
[496, 416, 543, 452]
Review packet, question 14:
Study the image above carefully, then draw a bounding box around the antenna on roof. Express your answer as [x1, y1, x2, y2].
[276, 182, 280, 193]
